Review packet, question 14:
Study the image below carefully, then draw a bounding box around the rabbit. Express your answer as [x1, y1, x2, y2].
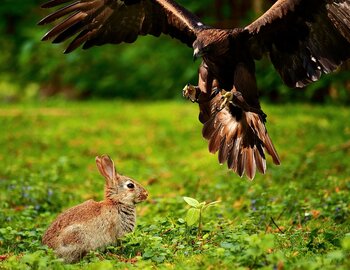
[42, 155, 148, 263]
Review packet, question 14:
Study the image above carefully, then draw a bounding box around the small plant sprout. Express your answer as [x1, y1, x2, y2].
[183, 196, 220, 236]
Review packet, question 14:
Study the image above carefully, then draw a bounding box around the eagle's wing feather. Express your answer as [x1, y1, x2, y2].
[39, 0, 205, 53]
[244, 0, 350, 88]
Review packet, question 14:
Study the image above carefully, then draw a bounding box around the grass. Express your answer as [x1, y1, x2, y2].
[0, 100, 349, 269]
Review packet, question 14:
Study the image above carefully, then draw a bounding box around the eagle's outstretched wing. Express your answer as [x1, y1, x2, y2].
[39, 0, 205, 53]
[244, 0, 350, 88]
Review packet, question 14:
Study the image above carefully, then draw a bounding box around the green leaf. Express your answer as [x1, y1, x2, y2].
[177, 218, 185, 224]
[186, 208, 200, 226]
[326, 250, 344, 261]
[203, 233, 210, 240]
[183, 197, 200, 208]
[341, 234, 350, 250]
[153, 255, 166, 263]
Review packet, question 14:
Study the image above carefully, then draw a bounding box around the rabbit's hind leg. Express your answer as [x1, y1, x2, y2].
[56, 227, 87, 263]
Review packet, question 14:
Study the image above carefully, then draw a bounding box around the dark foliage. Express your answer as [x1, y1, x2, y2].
[0, 0, 349, 102]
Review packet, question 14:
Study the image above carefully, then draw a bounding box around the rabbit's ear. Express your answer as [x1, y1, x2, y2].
[95, 155, 117, 181]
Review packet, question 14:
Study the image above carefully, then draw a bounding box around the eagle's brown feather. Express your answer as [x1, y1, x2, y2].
[194, 63, 279, 180]
[39, 0, 204, 52]
[245, 0, 350, 88]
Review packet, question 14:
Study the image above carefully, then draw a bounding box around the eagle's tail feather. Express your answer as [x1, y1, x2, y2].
[263, 129, 281, 165]
[202, 109, 280, 180]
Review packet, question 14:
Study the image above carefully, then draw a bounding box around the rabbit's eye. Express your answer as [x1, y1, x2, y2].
[127, 183, 135, 189]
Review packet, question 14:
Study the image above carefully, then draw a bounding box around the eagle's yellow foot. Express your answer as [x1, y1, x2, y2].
[218, 89, 267, 121]
[183, 83, 199, 103]
[218, 90, 233, 111]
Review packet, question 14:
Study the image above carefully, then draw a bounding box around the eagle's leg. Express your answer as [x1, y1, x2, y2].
[217, 90, 233, 111]
[182, 83, 200, 103]
[218, 88, 267, 120]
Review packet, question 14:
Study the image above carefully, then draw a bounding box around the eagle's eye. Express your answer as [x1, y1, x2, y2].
[202, 45, 210, 52]
[200, 44, 213, 55]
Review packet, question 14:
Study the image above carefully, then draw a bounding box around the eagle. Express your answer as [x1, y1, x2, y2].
[39, 0, 350, 179]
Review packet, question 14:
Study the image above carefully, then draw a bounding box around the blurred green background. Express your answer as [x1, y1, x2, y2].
[1, 0, 350, 103]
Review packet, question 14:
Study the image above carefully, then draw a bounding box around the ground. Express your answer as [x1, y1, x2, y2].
[0, 100, 349, 269]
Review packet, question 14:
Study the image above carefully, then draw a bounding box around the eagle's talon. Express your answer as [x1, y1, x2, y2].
[183, 84, 198, 103]
[217, 91, 233, 110]
[212, 87, 221, 96]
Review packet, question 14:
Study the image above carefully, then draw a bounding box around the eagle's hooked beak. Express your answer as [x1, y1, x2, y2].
[193, 48, 201, 61]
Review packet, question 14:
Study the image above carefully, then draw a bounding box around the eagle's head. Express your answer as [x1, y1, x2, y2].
[192, 39, 209, 60]
[193, 29, 230, 60]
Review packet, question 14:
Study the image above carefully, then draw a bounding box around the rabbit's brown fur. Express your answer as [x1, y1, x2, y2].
[42, 155, 148, 263]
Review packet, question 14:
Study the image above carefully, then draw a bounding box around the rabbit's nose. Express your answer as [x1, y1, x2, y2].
[141, 190, 148, 200]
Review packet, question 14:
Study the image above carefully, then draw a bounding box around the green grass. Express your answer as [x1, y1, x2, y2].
[0, 100, 349, 269]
